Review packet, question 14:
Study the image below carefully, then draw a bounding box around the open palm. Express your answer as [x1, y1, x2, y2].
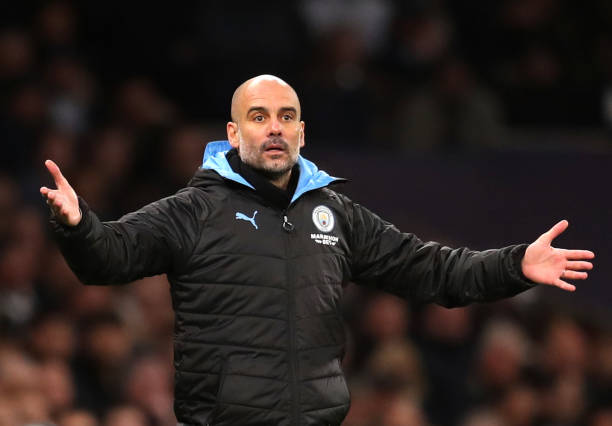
[521, 220, 594, 292]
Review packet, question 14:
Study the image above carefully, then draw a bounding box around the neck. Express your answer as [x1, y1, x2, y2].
[269, 170, 292, 190]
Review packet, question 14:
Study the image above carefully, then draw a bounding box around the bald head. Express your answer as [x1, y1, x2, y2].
[226, 74, 305, 189]
[230, 75, 301, 123]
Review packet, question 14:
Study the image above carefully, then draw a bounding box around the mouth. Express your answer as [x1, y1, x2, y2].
[263, 141, 288, 155]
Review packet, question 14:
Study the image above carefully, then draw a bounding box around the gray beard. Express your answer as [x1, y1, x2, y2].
[243, 159, 294, 181]
[236, 134, 297, 181]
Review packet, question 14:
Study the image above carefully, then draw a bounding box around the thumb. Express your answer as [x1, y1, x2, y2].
[537, 220, 569, 245]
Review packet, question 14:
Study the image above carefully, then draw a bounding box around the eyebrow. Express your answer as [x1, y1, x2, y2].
[246, 106, 298, 116]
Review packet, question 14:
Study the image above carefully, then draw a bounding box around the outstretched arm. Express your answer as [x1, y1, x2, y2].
[521, 220, 594, 292]
[348, 200, 596, 307]
[40, 160, 201, 285]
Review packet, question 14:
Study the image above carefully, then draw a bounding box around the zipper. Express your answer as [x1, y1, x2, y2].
[281, 207, 299, 425]
[282, 214, 294, 232]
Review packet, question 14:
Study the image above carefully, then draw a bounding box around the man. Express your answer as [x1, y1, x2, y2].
[41, 75, 595, 426]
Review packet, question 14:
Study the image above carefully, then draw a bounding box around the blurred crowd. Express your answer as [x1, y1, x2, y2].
[1, 1, 611, 425]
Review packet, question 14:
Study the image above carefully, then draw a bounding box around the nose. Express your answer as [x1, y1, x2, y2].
[268, 117, 282, 136]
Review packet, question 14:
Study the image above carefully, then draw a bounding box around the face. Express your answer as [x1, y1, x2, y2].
[227, 77, 305, 179]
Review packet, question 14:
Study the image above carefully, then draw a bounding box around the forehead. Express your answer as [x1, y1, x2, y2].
[239, 80, 300, 113]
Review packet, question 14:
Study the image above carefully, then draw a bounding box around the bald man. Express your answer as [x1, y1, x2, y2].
[42, 75, 594, 426]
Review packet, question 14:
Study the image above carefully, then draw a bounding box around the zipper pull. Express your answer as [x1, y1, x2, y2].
[282, 215, 294, 232]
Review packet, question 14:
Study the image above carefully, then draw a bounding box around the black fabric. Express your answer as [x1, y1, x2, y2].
[50, 164, 536, 426]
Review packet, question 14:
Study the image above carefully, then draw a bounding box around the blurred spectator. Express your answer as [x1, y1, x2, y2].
[123, 354, 175, 426]
[590, 408, 612, 426]
[72, 313, 134, 416]
[366, 340, 427, 399]
[0, 29, 32, 81]
[36, 1, 78, 56]
[474, 319, 531, 398]
[301, 27, 376, 146]
[386, 4, 453, 80]
[362, 293, 409, 343]
[539, 316, 589, 376]
[415, 304, 475, 426]
[299, 0, 394, 55]
[0, 2, 610, 424]
[114, 78, 176, 131]
[35, 246, 83, 312]
[103, 405, 148, 426]
[0, 240, 39, 328]
[39, 359, 75, 418]
[35, 129, 78, 184]
[45, 57, 96, 133]
[539, 372, 587, 424]
[120, 275, 174, 350]
[380, 391, 428, 426]
[589, 331, 612, 408]
[395, 58, 505, 151]
[0, 175, 19, 240]
[460, 408, 506, 426]
[58, 409, 99, 426]
[27, 312, 76, 362]
[342, 382, 380, 426]
[162, 124, 225, 190]
[496, 383, 539, 426]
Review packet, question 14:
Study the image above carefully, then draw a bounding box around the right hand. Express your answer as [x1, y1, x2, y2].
[40, 160, 82, 226]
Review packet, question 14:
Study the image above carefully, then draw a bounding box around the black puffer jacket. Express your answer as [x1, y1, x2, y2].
[52, 141, 534, 425]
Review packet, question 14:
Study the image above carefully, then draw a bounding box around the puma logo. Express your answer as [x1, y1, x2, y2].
[235, 210, 258, 229]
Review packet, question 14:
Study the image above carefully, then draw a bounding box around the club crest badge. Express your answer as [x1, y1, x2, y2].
[312, 205, 334, 233]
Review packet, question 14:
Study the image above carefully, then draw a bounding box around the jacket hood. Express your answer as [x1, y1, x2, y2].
[191, 140, 342, 203]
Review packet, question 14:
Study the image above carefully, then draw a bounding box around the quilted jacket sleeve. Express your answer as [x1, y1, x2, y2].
[50, 189, 202, 285]
[347, 201, 536, 307]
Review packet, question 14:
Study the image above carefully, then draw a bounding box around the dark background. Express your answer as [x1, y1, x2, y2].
[0, 1, 611, 425]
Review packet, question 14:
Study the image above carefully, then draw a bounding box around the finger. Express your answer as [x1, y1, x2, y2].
[45, 191, 63, 208]
[44, 159, 68, 189]
[538, 220, 569, 245]
[40, 186, 49, 197]
[559, 249, 595, 259]
[565, 261, 593, 271]
[553, 278, 576, 292]
[561, 270, 588, 280]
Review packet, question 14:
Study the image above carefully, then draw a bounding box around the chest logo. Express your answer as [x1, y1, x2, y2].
[312, 205, 334, 233]
[236, 210, 258, 229]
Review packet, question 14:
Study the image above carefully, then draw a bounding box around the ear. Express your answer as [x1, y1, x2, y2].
[227, 121, 240, 148]
[299, 121, 305, 148]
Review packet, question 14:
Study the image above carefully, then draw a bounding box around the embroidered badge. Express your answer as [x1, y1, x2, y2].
[312, 205, 334, 233]
[235, 210, 258, 229]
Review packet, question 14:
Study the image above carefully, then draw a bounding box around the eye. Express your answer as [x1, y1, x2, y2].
[253, 115, 264, 122]
[282, 113, 294, 121]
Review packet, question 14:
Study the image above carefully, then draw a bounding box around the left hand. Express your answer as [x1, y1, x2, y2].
[521, 220, 595, 291]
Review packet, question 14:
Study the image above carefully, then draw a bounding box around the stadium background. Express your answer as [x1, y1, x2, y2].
[0, 1, 611, 425]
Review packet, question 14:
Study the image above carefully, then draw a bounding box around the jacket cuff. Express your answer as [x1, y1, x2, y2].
[49, 196, 94, 240]
[508, 244, 538, 288]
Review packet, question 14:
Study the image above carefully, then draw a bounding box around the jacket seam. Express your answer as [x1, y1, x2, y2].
[177, 311, 288, 322]
[174, 339, 286, 353]
[302, 403, 350, 414]
[300, 373, 344, 383]
[173, 281, 288, 291]
[215, 401, 288, 414]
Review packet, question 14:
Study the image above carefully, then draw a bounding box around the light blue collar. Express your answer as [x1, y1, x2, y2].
[201, 140, 341, 203]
